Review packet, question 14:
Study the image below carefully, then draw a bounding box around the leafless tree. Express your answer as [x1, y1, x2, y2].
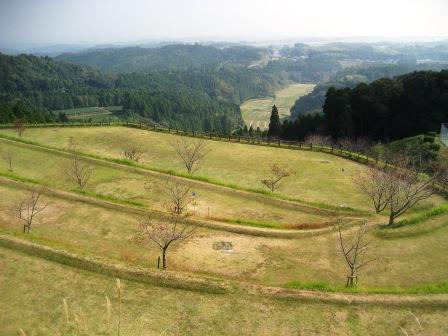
[138, 214, 195, 269]
[261, 164, 295, 192]
[358, 155, 439, 225]
[170, 139, 208, 174]
[1, 149, 16, 172]
[385, 156, 438, 226]
[16, 187, 48, 233]
[333, 211, 374, 287]
[304, 134, 332, 147]
[355, 165, 390, 213]
[64, 141, 93, 189]
[122, 147, 143, 162]
[164, 179, 194, 215]
[337, 137, 373, 155]
[14, 119, 25, 137]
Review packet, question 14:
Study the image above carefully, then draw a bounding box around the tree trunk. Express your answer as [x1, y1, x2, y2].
[388, 212, 395, 226]
[162, 249, 167, 269]
[346, 269, 357, 287]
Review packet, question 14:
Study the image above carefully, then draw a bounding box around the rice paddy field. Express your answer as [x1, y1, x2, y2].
[240, 83, 315, 129]
[1, 125, 448, 335]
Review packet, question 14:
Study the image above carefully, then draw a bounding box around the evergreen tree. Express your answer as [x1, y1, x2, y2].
[268, 105, 282, 137]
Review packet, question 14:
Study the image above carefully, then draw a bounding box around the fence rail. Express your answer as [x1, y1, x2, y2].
[2, 121, 448, 195]
[0, 120, 383, 166]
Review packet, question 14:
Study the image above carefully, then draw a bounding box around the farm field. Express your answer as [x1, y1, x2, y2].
[2, 126, 445, 213]
[53, 106, 123, 122]
[240, 83, 315, 129]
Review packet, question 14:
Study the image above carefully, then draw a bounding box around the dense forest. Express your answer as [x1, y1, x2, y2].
[1, 52, 281, 131]
[290, 62, 448, 119]
[323, 70, 448, 141]
[261, 70, 448, 142]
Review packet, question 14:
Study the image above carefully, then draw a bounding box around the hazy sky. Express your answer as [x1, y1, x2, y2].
[1, 0, 447, 46]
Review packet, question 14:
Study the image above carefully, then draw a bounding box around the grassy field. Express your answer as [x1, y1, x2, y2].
[1, 125, 448, 334]
[0, 139, 330, 228]
[2, 126, 444, 214]
[1, 182, 447, 289]
[3, 247, 448, 336]
[240, 83, 315, 129]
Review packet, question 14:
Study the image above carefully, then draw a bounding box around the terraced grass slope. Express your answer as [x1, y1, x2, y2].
[1, 181, 447, 289]
[0, 138, 331, 229]
[3, 247, 448, 335]
[1, 125, 448, 334]
[3, 126, 444, 213]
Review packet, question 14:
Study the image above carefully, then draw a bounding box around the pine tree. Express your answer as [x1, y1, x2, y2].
[268, 105, 282, 137]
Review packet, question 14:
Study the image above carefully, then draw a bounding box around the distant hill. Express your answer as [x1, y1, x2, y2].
[56, 44, 268, 72]
[0, 53, 245, 131]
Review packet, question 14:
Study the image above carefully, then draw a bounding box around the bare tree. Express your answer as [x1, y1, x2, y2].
[138, 214, 195, 269]
[1, 149, 16, 172]
[170, 139, 208, 174]
[355, 165, 390, 213]
[261, 164, 295, 192]
[14, 119, 25, 137]
[16, 187, 47, 233]
[386, 156, 438, 226]
[64, 140, 93, 189]
[164, 179, 194, 215]
[358, 155, 439, 225]
[122, 147, 143, 162]
[337, 137, 373, 154]
[304, 134, 332, 147]
[333, 211, 374, 287]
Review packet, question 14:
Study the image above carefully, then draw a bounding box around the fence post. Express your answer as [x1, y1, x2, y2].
[310, 143, 313, 150]
[331, 145, 334, 153]
[278, 139, 281, 147]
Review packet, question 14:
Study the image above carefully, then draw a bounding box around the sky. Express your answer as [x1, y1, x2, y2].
[0, 0, 447, 47]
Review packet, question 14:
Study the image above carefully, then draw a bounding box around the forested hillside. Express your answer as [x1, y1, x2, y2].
[290, 63, 448, 119]
[0, 53, 254, 131]
[56, 44, 268, 72]
[323, 70, 448, 141]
